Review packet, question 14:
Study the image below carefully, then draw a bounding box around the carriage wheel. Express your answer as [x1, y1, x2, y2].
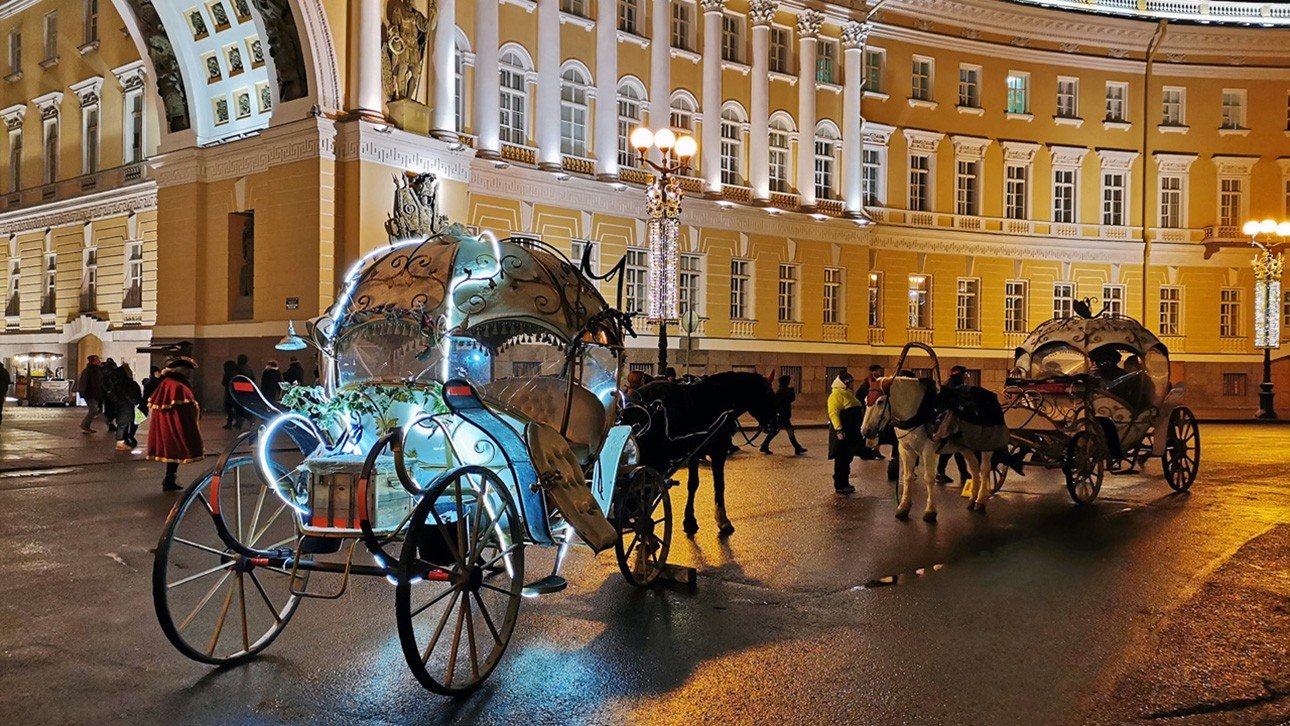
[1162, 407, 1200, 492]
[1062, 431, 1106, 505]
[613, 466, 672, 587]
[152, 456, 304, 666]
[396, 466, 524, 696]
[991, 441, 1025, 494]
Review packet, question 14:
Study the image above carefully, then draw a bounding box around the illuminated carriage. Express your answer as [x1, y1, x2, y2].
[991, 312, 1200, 504]
[152, 222, 672, 695]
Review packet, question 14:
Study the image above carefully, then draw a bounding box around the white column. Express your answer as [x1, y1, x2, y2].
[430, 0, 458, 138]
[649, 0, 671, 130]
[700, 0, 724, 194]
[594, 0, 619, 179]
[748, 1, 775, 202]
[796, 10, 822, 210]
[536, 0, 563, 170]
[350, 0, 385, 119]
[473, 0, 501, 158]
[841, 21, 868, 218]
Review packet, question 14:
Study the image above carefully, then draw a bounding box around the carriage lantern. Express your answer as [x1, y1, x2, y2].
[1244, 218, 1288, 419]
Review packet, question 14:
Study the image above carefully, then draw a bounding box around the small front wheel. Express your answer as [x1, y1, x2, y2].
[1063, 430, 1107, 505]
[395, 466, 524, 696]
[613, 466, 672, 587]
[1162, 407, 1200, 492]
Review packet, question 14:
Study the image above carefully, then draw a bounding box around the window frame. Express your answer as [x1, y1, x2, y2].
[868, 271, 883, 328]
[1101, 170, 1127, 227]
[1159, 174, 1184, 229]
[1161, 86, 1185, 126]
[497, 50, 530, 146]
[1219, 287, 1241, 338]
[1005, 163, 1028, 220]
[823, 267, 843, 325]
[1056, 76, 1079, 119]
[558, 65, 589, 157]
[907, 274, 931, 330]
[730, 257, 752, 320]
[1220, 88, 1246, 130]
[957, 64, 981, 109]
[955, 277, 979, 332]
[720, 12, 744, 64]
[1159, 285, 1182, 336]
[1103, 284, 1125, 318]
[1053, 167, 1078, 224]
[1104, 81, 1128, 122]
[1004, 279, 1028, 334]
[1053, 281, 1075, 319]
[777, 262, 799, 323]
[678, 252, 704, 318]
[955, 159, 980, 216]
[911, 55, 934, 102]
[1006, 71, 1029, 115]
[908, 153, 931, 212]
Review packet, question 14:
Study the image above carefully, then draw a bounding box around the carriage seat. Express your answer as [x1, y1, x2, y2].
[524, 420, 618, 552]
[480, 376, 608, 464]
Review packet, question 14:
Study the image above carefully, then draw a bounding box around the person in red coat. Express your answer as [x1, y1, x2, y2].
[147, 356, 204, 492]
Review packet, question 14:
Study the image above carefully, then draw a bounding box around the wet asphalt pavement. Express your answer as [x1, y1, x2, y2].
[0, 408, 1285, 725]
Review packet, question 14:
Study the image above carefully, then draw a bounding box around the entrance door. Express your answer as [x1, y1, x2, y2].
[76, 334, 103, 370]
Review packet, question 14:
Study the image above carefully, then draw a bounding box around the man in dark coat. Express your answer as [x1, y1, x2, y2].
[936, 365, 972, 484]
[283, 356, 305, 387]
[260, 360, 283, 402]
[77, 355, 105, 434]
[760, 375, 807, 455]
[0, 360, 10, 423]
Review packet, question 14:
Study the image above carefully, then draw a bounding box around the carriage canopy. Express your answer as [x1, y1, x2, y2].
[1012, 314, 1171, 402]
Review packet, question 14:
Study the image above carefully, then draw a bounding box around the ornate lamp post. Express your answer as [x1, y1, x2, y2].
[1243, 218, 1289, 419]
[630, 126, 697, 376]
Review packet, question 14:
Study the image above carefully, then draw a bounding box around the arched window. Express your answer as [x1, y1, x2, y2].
[669, 91, 697, 132]
[454, 44, 467, 133]
[499, 49, 530, 145]
[768, 114, 793, 193]
[617, 80, 646, 168]
[719, 105, 744, 186]
[814, 122, 840, 200]
[560, 65, 590, 156]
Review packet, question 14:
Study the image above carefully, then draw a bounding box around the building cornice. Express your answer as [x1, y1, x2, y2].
[0, 182, 157, 235]
[0, 1, 40, 21]
[149, 116, 338, 187]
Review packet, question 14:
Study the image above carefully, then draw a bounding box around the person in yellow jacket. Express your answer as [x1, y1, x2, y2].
[827, 372, 863, 494]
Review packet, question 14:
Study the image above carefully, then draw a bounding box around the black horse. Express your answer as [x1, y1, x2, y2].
[622, 371, 777, 537]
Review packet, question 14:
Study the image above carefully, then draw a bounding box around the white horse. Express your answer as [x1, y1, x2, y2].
[860, 377, 993, 522]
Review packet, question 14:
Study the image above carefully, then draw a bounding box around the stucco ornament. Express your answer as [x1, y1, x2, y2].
[796, 9, 824, 38]
[384, 0, 433, 102]
[748, 0, 777, 26]
[841, 21, 870, 50]
[387, 172, 448, 241]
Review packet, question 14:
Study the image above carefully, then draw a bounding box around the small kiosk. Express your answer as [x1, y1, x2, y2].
[11, 352, 75, 406]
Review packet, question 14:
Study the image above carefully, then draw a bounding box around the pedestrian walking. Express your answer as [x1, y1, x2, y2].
[141, 365, 163, 406]
[220, 360, 240, 429]
[827, 372, 863, 495]
[283, 356, 305, 387]
[106, 364, 143, 451]
[235, 353, 253, 379]
[261, 360, 283, 402]
[147, 356, 204, 492]
[760, 374, 807, 455]
[77, 355, 105, 434]
[0, 360, 10, 424]
[936, 365, 971, 485]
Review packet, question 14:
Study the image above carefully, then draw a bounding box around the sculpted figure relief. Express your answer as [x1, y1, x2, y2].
[383, 0, 433, 102]
[387, 172, 447, 241]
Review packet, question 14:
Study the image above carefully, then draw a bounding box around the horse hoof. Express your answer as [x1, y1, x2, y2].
[718, 524, 735, 537]
[683, 520, 699, 536]
[895, 509, 910, 520]
[923, 511, 937, 523]
[966, 501, 976, 511]
[975, 502, 987, 515]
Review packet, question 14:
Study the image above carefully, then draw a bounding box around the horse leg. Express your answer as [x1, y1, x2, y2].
[683, 459, 700, 535]
[712, 447, 735, 537]
[968, 450, 989, 514]
[920, 435, 938, 523]
[895, 435, 913, 519]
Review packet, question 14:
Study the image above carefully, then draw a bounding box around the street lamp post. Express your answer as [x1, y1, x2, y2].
[1243, 218, 1289, 419]
[630, 126, 697, 376]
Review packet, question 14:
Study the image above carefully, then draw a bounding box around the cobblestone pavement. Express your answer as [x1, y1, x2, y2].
[0, 408, 1285, 725]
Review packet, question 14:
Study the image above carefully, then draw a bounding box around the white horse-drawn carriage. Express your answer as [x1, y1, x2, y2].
[153, 220, 672, 694]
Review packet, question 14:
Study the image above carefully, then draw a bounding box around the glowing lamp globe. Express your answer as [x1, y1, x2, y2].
[653, 128, 676, 152]
[674, 135, 697, 159]
[1260, 219, 1277, 234]
[1279, 222, 1290, 237]
[1243, 220, 1261, 236]
[630, 127, 654, 152]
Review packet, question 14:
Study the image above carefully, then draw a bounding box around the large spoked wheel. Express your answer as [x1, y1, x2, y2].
[613, 466, 672, 587]
[395, 466, 524, 696]
[1162, 407, 1200, 492]
[991, 440, 1027, 494]
[152, 456, 303, 666]
[1063, 430, 1107, 505]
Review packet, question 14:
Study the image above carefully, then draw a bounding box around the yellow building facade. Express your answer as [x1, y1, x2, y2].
[0, 0, 1286, 413]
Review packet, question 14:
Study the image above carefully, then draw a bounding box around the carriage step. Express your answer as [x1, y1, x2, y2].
[521, 575, 568, 597]
[299, 536, 342, 554]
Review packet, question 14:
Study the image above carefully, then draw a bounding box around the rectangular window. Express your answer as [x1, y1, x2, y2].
[42, 12, 56, 61]
[1056, 77, 1079, 118]
[721, 14, 742, 63]
[720, 115, 741, 185]
[1159, 286, 1182, 335]
[1005, 164, 1028, 220]
[768, 126, 789, 193]
[1221, 89, 1246, 129]
[777, 263, 798, 323]
[908, 274, 930, 329]
[1223, 373, 1247, 397]
[1053, 282, 1075, 319]
[1161, 86, 1185, 126]
[41, 252, 55, 314]
[814, 139, 835, 200]
[559, 75, 588, 156]
[670, 1, 692, 50]
[125, 90, 145, 163]
[860, 46, 880, 91]
[823, 267, 842, 325]
[1105, 82, 1127, 122]
[42, 118, 58, 185]
[570, 238, 598, 275]
[1219, 178, 1243, 227]
[679, 253, 702, 317]
[730, 258, 750, 320]
[868, 272, 882, 328]
[1220, 288, 1241, 337]
[617, 0, 638, 34]
[624, 247, 647, 315]
[5, 257, 18, 317]
[1053, 168, 1076, 224]
[83, 105, 99, 174]
[956, 278, 979, 332]
[80, 246, 97, 312]
[1159, 175, 1183, 228]
[1006, 72, 1029, 114]
[1102, 171, 1126, 226]
[769, 26, 790, 74]
[958, 65, 980, 108]
[7, 29, 19, 74]
[499, 65, 527, 145]
[123, 240, 143, 309]
[454, 50, 466, 132]
[818, 41, 838, 85]
[1103, 284, 1125, 318]
[909, 154, 930, 212]
[862, 147, 882, 206]
[955, 160, 979, 216]
[911, 56, 933, 101]
[1004, 280, 1028, 333]
[8, 128, 21, 192]
[83, 0, 98, 45]
[617, 95, 642, 168]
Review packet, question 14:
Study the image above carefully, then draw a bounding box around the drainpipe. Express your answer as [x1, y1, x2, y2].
[1140, 20, 1168, 320]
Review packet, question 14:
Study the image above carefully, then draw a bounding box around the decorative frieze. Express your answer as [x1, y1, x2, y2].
[1211, 155, 1258, 177]
[902, 128, 944, 153]
[863, 122, 896, 147]
[1000, 140, 1040, 164]
[1049, 144, 1089, 168]
[1096, 148, 1139, 170]
[111, 61, 147, 92]
[0, 184, 157, 236]
[1154, 152, 1198, 174]
[69, 77, 104, 108]
[0, 103, 25, 130]
[31, 91, 63, 119]
[951, 134, 992, 160]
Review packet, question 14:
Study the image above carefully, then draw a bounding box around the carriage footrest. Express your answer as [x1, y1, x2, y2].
[521, 575, 568, 597]
[300, 536, 342, 555]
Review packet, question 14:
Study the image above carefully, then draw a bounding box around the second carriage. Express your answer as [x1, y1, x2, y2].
[991, 310, 1200, 504]
[153, 222, 672, 695]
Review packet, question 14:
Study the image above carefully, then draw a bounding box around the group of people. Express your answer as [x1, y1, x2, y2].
[219, 354, 305, 429]
[76, 355, 156, 451]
